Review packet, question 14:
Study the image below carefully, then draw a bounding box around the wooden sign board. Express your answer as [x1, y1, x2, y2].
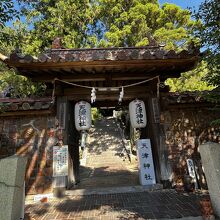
[58, 102, 66, 129]
[152, 98, 160, 123]
[53, 145, 68, 177]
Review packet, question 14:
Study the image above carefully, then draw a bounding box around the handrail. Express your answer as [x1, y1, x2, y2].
[115, 118, 131, 162]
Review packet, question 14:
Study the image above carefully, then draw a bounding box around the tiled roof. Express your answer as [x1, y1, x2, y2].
[0, 41, 200, 83]
[6, 46, 199, 64]
[0, 97, 53, 113]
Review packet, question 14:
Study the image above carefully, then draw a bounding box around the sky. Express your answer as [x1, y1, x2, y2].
[13, 0, 205, 11]
[158, 0, 204, 9]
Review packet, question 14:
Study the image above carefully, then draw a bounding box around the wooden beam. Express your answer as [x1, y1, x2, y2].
[105, 73, 112, 87]
[7, 57, 199, 69]
[30, 74, 106, 82]
[0, 109, 54, 117]
[11, 57, 199, 84]
[29, 72, 162, 83]
[63, 85, 156, 96]
[92, 100, 132, 108]
[67, 93, 151, 102]
[112, 75, 153, 80]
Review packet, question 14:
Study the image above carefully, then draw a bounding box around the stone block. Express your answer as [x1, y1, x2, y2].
[200, 143, 220, 217]
[0, 155, 27, 220]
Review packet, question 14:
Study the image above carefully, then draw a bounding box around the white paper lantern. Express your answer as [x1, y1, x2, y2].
[75, 101, 91, 131]
[129, 99, 147, 128]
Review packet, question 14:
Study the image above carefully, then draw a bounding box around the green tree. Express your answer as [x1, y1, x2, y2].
[191, 0, 220, 125]
[90, 0, 209, 91]
[194, 0, 220, 86]
[94, 0, 199, 49]
[0, 0, 18, 27]
[166, 61, 214, 92]
[0, 22, 46, 98]
[0, 0, 213, 96]
[18, 0, 96, 54]
[19, 0, 200, 50]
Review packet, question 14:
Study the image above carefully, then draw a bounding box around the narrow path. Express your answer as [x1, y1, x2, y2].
[77, 117, 138, 189]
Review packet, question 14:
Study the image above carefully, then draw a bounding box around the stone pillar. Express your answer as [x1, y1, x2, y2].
[200, 143, 220, 217]
[0, 155, 27, 220]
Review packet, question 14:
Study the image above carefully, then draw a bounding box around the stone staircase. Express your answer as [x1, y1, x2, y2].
[76, 117, 139, 189]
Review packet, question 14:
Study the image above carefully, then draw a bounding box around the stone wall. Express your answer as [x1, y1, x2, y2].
[0, 114, 64, 195]
[160, 104, 220, 189]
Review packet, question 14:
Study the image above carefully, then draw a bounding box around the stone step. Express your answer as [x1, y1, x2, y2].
[79, 117, 138, 189]
[67, 184, 163, 196]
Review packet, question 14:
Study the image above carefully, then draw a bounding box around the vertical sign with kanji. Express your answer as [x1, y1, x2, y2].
[129, 99, 147, 128]
[58, 102, 66, 129]
[187, 159, 198, 189]
[75, 101, 91, 131]
[152, 98, 160, 123]
[53, 145, 68, 177]
[137, 139, 156, 185]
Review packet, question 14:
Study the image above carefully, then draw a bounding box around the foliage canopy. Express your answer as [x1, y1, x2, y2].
[0, 0, 216, 96]
[17, 0, 200, 51]
[0, 0, 18, 27]
[166, 61, 214, 92]
[193, 0, 220, 86]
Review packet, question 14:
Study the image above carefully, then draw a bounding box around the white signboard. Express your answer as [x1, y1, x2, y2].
[53, 145, 68, 177]
[187, 159, 198, 189]
[137, 139, 156, 185]
[34, 193, 54, 202]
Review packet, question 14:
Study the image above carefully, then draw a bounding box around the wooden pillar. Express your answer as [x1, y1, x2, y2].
[55, 97, 80, 189]
[54, 96, 68, 192]
[67, 101, 80, 185]
[140, 98, 150, 139]
[143, 97, 162, 183]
